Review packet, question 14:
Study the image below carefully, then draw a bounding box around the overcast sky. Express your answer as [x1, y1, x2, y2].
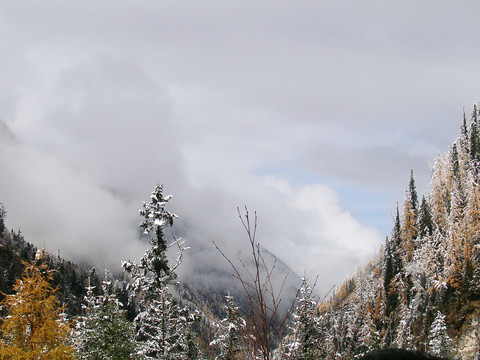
[1, 0, 480, 294]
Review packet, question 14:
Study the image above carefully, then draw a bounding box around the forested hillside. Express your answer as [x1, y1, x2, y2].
[313, 105, 480, 359]
[0, 216, 100, 317]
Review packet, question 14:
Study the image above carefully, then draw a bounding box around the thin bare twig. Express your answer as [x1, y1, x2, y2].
[213, 207, 297, 360]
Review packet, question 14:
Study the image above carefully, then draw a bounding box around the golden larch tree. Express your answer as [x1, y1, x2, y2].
[400, 171, 418, 264]
[0, 251, 76, 359]
[401, 191, 417, 263]
[429, 152, 451, 234]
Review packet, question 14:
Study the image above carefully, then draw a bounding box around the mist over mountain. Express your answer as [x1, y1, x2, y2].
[4, 1, 480, 298]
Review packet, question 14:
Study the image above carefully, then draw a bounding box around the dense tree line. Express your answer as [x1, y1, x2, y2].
[0, 221, 94, 317]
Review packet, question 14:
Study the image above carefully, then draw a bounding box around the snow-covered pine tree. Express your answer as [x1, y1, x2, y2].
[392, 275, 414, 351]
[465, 170, 480, 248]
[122, 184, 196, 359]
[316, 307, 338, 359]
[430, 151, 451, 235]
[418, 196, 433, 238]
[282, 276, 320, 360]
[469, 104, 480, 169]
[356, 309, 381, 358]
[464, 170, 480, 292]
[443, 150, 468, 290]
[371, 282, 386, 342]
[74, 275, 140, 359]
[354, 268, 382, 357]
[0, 202, 6, 234]
[384, 208, 402, 316]
[210, 294, 248, 360]
[404, 246, 429, 350]
[74, 281, 98, 357]
[428, 311, 453, 358]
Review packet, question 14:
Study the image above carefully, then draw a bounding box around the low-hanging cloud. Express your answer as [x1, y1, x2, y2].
[0, 136, 142, 268]
[0, 55, 184, 269]
[2, 0, 480, 294]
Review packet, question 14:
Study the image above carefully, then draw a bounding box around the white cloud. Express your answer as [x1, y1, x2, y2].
[257, 177, 382, 291]
[0, 139, 143, 268]
[1, 0, 479, 293]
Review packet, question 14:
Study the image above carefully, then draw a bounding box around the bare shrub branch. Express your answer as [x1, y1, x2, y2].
[213, 207, 297, 359]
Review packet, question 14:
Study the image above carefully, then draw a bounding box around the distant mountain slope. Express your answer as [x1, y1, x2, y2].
[316, 104, 480, 359]
[0, 227, 95, 316]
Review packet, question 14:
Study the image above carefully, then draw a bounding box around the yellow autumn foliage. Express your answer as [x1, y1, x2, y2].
[0, 253, 76, 360]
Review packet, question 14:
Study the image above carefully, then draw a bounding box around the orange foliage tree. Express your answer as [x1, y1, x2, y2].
[0, 252, 76, 359]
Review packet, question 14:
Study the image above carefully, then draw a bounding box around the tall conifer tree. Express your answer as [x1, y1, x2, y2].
[470, 104, 480, 166]
[283, 276, 321, 360]
[428, 311, 452, 358]
[418, 196, 433, 238]
[123, 184, 196, 359]
[0, 202, 6, 234]
[210, 295, 247, 360]
[401, 170, 419, 263]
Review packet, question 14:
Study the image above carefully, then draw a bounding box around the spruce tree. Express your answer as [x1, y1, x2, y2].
[462, 108, 468, 139]
[74, 277, 140, 359]
[409, 170, 419, 212]
[430, 152, 451, 233]
[0, 202, 6, 234]
[210, 295, 247, 360]
[470, 104, 480, 166]
[357, 309, 381, 356]
[452, 143, 461, 178]
[384, 208, 402, 315]
[428, 311, 453, 358]
[383, 236, 395, 313]
[123, 184, 196, 359]
[283, 276, 320, 360]
[392, 277, 413, 350]
[418, 196, 433, 238]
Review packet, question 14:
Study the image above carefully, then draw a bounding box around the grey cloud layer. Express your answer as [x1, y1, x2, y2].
[1, 1, 480, 293]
